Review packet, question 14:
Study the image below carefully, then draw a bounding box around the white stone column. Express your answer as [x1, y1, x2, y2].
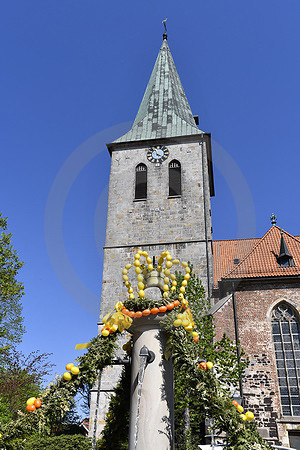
[128, 287, 174, 450]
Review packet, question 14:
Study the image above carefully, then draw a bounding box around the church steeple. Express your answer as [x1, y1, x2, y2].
[113, 37, 203, 143]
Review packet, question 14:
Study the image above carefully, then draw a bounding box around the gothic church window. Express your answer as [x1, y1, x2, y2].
[272, 303, 300, 416]
[169, 160, 181, 197]
[135, 163, 147, 199]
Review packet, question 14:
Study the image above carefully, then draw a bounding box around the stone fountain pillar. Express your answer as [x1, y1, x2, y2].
[128, 271, 174, 450]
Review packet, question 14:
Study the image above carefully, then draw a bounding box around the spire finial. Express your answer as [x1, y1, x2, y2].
[270, 213, 277, 225]
[162, 18, 168, 40]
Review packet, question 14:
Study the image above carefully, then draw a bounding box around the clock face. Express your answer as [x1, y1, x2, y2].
[147, 145, 169, 163]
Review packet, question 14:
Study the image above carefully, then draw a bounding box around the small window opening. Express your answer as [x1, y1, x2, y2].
[135, 164, 147, 199]
[169, 160, 181, 197]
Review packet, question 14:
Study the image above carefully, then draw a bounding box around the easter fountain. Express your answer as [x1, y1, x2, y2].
[101, 251, 196, 450]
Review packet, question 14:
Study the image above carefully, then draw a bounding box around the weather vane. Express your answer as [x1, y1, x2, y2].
[162, 18, 168, 37]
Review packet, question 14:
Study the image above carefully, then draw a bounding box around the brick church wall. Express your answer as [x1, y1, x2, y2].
[214, 280, 300, 446]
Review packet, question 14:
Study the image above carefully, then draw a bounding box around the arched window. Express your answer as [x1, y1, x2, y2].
[135, 164, 147, 199]
[169, 160, 181, 197]
[272, 303, 300, 416]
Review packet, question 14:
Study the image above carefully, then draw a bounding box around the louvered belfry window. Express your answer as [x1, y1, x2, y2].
[272, 303, 300, 416]
[169, 160, 181, 197]
[135, 163, 147, 199]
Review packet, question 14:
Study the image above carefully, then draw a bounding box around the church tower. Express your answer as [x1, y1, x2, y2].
[101, 33, 215, 318]
[89, 32, 215, 439]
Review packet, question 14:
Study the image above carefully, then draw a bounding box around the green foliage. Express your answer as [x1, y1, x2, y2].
[0, 396, 12, 424]
[0, 347, 53, 419]
[124, 295, 169, 311]
[3, 434, 92, 450]
[0, 213, 25, 352]
[98, 366, 131, 449]
[0, 333, 118, 445]
[162, 267, 270, 449]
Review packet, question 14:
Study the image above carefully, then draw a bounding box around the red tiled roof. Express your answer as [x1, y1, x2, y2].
[213, 226, 300, 287]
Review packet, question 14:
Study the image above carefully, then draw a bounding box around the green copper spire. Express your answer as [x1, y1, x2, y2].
[113, 37, 203, 143]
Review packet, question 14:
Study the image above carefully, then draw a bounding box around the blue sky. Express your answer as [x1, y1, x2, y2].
[1, 0, 300, 404]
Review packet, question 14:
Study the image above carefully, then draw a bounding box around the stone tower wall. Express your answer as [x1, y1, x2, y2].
[100, 138, 213, 317]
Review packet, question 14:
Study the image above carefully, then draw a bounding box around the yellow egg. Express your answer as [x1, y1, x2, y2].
[184, 273, 190, 280]
[182, 280, 187, 286]
[182, 261, 188, 267]
[237, 405, 244, 413]
[63, 372, 72, 381]
[163, 284, 169, 291]
[66, 363, 74, 371]
[172, 280, 177, 286]
[240, 414, 247, 421]
[157, 265, 162, 272]
[138, 282, 145, 290]
[163, 292, 169, 298]
[138, 250, 143, 254]
[138, 290, 145, 298]
[71, 366, 80, 375]
[192, 332, 198, 338]
[178, 293, 184, 299]
[142, 251, 148, 257]
[158, 257, 164, 265]
[123, 275, 128, 282]
[185, 325, 193, 332]
[135, 267, 141, 274]
[164, 277, 170, 284]
[126, 264, 132, 269]
[180, 287, 185, 293]
[171, 286, 176, 291]
[26, 397, 36, 406]
[111, 324, 118, 332]
[170, 274, 176, 280]
[137, 274, 144, 282]
[182, 319, 190, 327]
[173, 259, 180, 264]
[102, 329, 110, 337]
[182, 299, 188, 307]
[134, 260, 140, 267]
[148, 264, 153, 271]
[128, 287, 134, 293]
[177, 313, 184, 319]
[166, 261, 172, 268]
[135, 253, 140, 260]
[245, 411, 254, 421]
[146, 257, 152, 264]
[125, 281, 130, 287]
[122, 269, 128, 275]
[164, 269, 170, 276]
[206, 361, 214, 369]
[166, 254, 172, 261]
[129, 293, 135, 300]
[185, 267, 191, 273]
[173, 319, 182, 327]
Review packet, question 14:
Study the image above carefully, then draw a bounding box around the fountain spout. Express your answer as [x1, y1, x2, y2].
[139, 345, 155, 364]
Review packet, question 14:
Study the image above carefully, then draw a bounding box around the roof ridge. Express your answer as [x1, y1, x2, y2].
[213, 237, 259, 243]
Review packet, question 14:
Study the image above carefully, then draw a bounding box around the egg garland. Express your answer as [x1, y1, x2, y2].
[232, 400, 254, 421]
[63, 363, 80, 381]
[25, 397, 42, 412]
[100, 250, 198, 341]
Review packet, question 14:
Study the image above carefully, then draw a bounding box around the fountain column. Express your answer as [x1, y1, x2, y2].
[128, 281, 174, 450]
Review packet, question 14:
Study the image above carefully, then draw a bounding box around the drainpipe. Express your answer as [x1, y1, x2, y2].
[231, 283, 244, 405]
[201, 139, 211, 296]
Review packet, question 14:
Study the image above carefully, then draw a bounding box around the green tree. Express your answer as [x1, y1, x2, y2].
[0, 213, 25, 352]
[0, 347, 54, 419]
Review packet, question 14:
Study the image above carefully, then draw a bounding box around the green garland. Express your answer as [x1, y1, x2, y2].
[0, 334, 118, 445]
[0, 260, 272, 449]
